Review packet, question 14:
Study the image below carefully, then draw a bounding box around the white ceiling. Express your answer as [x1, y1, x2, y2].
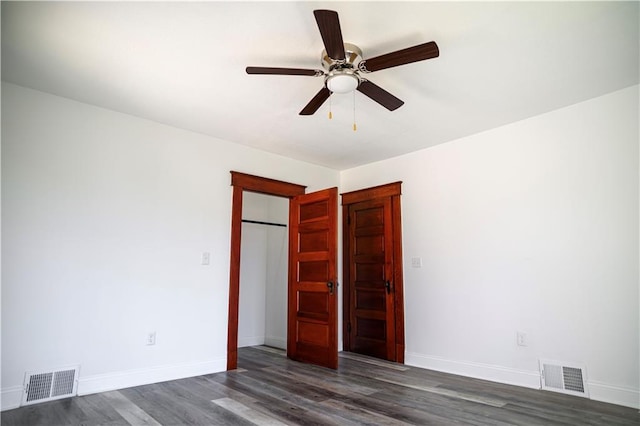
[2, 1, 638, 170]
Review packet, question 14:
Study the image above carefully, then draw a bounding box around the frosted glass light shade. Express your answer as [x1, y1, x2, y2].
[326, 73, 359, 94]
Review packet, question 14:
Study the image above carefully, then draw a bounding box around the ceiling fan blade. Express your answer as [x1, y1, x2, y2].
[300, 87, 331, 115]
[360, 41, 439, 73]
[246, 67, 322, 76]
[314, 10, 346, 61]
[357, 80, 404, 111]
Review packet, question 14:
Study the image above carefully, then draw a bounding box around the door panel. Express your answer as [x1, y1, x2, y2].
[288, 187, 338, 369]
[348, 197, 396, 361]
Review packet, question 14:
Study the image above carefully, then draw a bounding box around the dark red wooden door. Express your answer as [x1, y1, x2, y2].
[287, 188, 338, 369]
[348, 197, 396, 361]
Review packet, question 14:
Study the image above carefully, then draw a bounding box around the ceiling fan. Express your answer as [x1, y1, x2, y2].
[246, 9, 439, 116]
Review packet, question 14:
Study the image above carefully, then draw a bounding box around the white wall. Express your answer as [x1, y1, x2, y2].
[1, 82, 339, 410]
[340, 85, 639, 408]
[264, 196, 289, 350]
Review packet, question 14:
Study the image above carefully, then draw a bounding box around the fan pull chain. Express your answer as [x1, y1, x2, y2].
[352, 91, 357, 131]
[328, 94, 333, 120]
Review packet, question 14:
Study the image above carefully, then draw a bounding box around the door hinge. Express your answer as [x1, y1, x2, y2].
[347, 322, 351, 333]
[347, 215, 351, 225]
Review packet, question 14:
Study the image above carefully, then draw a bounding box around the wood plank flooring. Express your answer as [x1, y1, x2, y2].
[2, 346, 638, 425]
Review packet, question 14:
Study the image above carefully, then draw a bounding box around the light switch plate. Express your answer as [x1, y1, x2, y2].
[146, 332, 156, 346]
[411, 257, 422, 268]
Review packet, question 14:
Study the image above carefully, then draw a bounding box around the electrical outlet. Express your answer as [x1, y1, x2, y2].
[201, 252, 210, 266]
[517, 331, 527, 347]
[146, 332, 156, 346]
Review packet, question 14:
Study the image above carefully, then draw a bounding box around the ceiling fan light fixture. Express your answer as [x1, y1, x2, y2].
[326, 72, 360, 94]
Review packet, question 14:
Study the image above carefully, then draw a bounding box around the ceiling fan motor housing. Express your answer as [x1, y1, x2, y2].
[322, 43, 363, 93]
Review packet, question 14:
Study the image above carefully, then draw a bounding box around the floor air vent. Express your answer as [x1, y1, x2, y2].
[22, 366, 79, 406]
[539, 359, 588, 398]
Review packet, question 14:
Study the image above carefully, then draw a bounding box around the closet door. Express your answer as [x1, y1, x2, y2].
[347, 197, 396, 360]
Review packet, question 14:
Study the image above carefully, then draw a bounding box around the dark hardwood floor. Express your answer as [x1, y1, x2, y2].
[3, 346, 639, 425]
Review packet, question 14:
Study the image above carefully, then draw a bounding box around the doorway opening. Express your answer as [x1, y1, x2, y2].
[237, 192, 289, 352]
[227, 172, 306, 370]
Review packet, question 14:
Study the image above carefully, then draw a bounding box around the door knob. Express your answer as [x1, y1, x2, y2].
[327, 281, 334, 295]
[385, 281, 391, 294]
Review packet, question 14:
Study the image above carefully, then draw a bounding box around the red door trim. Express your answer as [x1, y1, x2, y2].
[227, 171, 306, 370]
[341, 181, 402, 205]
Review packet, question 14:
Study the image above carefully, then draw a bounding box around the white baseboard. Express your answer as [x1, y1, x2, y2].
[238, 336, 265, 348]
[405, 351, 542, 390]
[588, 380, 640, 410]
[405, 351, 639, 409]
[264, 336, 286, 350]
[77, 357, 226, 397]
[1, 386, 23, 412]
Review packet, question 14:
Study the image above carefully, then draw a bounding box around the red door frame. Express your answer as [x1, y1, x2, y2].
[341, 182, 405, 363]
[226, 171, 306, 370]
